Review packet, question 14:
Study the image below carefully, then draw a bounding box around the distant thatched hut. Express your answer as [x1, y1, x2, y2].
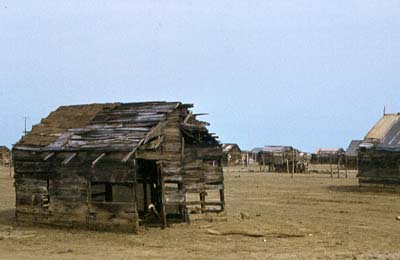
[12, 102, 224, 233]
[358, 113, 400, 186]
[222, 143, 242, 166]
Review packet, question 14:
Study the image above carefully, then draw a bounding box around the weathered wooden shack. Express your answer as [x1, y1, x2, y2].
[221, 143, 242, 166]
[257, 146, 302, 173]
[12, 102, 224, 233]
[249, 148, 262, 165]
[311, 148, 345, 165]
[0, 146, 10, 166]
[358, 113, 400, 186]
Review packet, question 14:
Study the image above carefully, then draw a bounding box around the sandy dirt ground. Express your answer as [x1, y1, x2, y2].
[1, 165, 400, 260]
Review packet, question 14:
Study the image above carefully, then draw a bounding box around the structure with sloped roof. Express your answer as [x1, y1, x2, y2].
[346, 140, 363, 157]
[12, 101, 224, 232]
[358, 113, 400, 186]
[345, 140, 362, 169]
[0, 146, 10, 166]
[310, 148, 345, 165]
[221, 143, 242, 166]
[257, 145, 304, 173]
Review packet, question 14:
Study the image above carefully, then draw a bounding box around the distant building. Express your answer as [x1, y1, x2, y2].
[358, 113, 400, 186]
[222, 143, 242, 166]
[12, 101, 224, 233]
[0, 146, 10, 166]
[345, 140, 362, 169]
[257, 145, 304, 173]
[311, 148, 345, 164]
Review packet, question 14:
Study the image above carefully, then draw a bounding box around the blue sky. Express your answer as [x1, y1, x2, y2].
[0, 1, 399, 152]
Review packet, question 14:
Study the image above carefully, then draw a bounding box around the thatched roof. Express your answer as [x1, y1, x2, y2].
[365, 114, 400, 141]
[362, 113, 400, 152]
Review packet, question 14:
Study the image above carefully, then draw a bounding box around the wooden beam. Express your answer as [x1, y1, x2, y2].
[92, 153, 106, 168]
[181, 137, 185, 161]
[144, 128, 157, 144]
[122, 139, 144, 163]
[159, 166, 168, 228]
[43, 152, 55, 161]
[62, 153, 77, 165]
[183, 112, 192, 124]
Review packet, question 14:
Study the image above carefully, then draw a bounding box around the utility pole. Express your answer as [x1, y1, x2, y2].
[23, 116, 29, 135]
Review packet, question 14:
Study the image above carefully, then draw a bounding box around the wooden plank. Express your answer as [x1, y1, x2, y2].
[92, 153, 106, 168]
[62, 153, 77, 165]
[122, 139, 144, 163]
[43, 152, 55, 161]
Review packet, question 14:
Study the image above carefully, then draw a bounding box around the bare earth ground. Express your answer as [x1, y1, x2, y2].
[1, 165, 400, 260]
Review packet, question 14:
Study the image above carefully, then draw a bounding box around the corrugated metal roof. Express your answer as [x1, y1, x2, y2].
[314, 148, 345, 155]
[262, 146, 293, 153]
[376, 117, 400, 151]
[346, 140, 362, 156]
[250, 147, 263, 153]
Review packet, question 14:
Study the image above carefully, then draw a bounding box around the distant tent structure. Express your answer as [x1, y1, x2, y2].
[358, 113, 400, 186]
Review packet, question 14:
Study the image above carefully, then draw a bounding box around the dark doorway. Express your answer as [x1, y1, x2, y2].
[136, 159, 162, 218]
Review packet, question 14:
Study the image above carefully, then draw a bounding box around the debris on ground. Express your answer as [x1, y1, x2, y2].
[240, 212, 251, 220]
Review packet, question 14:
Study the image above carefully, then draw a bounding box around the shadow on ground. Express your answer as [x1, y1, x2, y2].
[327, 185, 400, 194]
[0, 209, 15, 226]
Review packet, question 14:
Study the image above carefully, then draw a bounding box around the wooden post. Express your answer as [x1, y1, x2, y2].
[200, 192, 206, 213]
[143, 181, 148, 214]
[8, 152, 13, 177]
[262, 158, 265, 172]
[345, 156, 348, 178]
[330, 157, 333, 178]
[337, 158, 340, 178]
[181, 137, 185, 161]
[219, 188, 225, 211]
[291, 150, 295, 178]
[158, 165, 167, 228]
[286, 159, 289, 174]
[132, 159, 139, 234]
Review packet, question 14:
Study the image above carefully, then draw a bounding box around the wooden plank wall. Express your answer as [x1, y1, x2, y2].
[358, 149, 400, 185]
[13, 150, 139, 233]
